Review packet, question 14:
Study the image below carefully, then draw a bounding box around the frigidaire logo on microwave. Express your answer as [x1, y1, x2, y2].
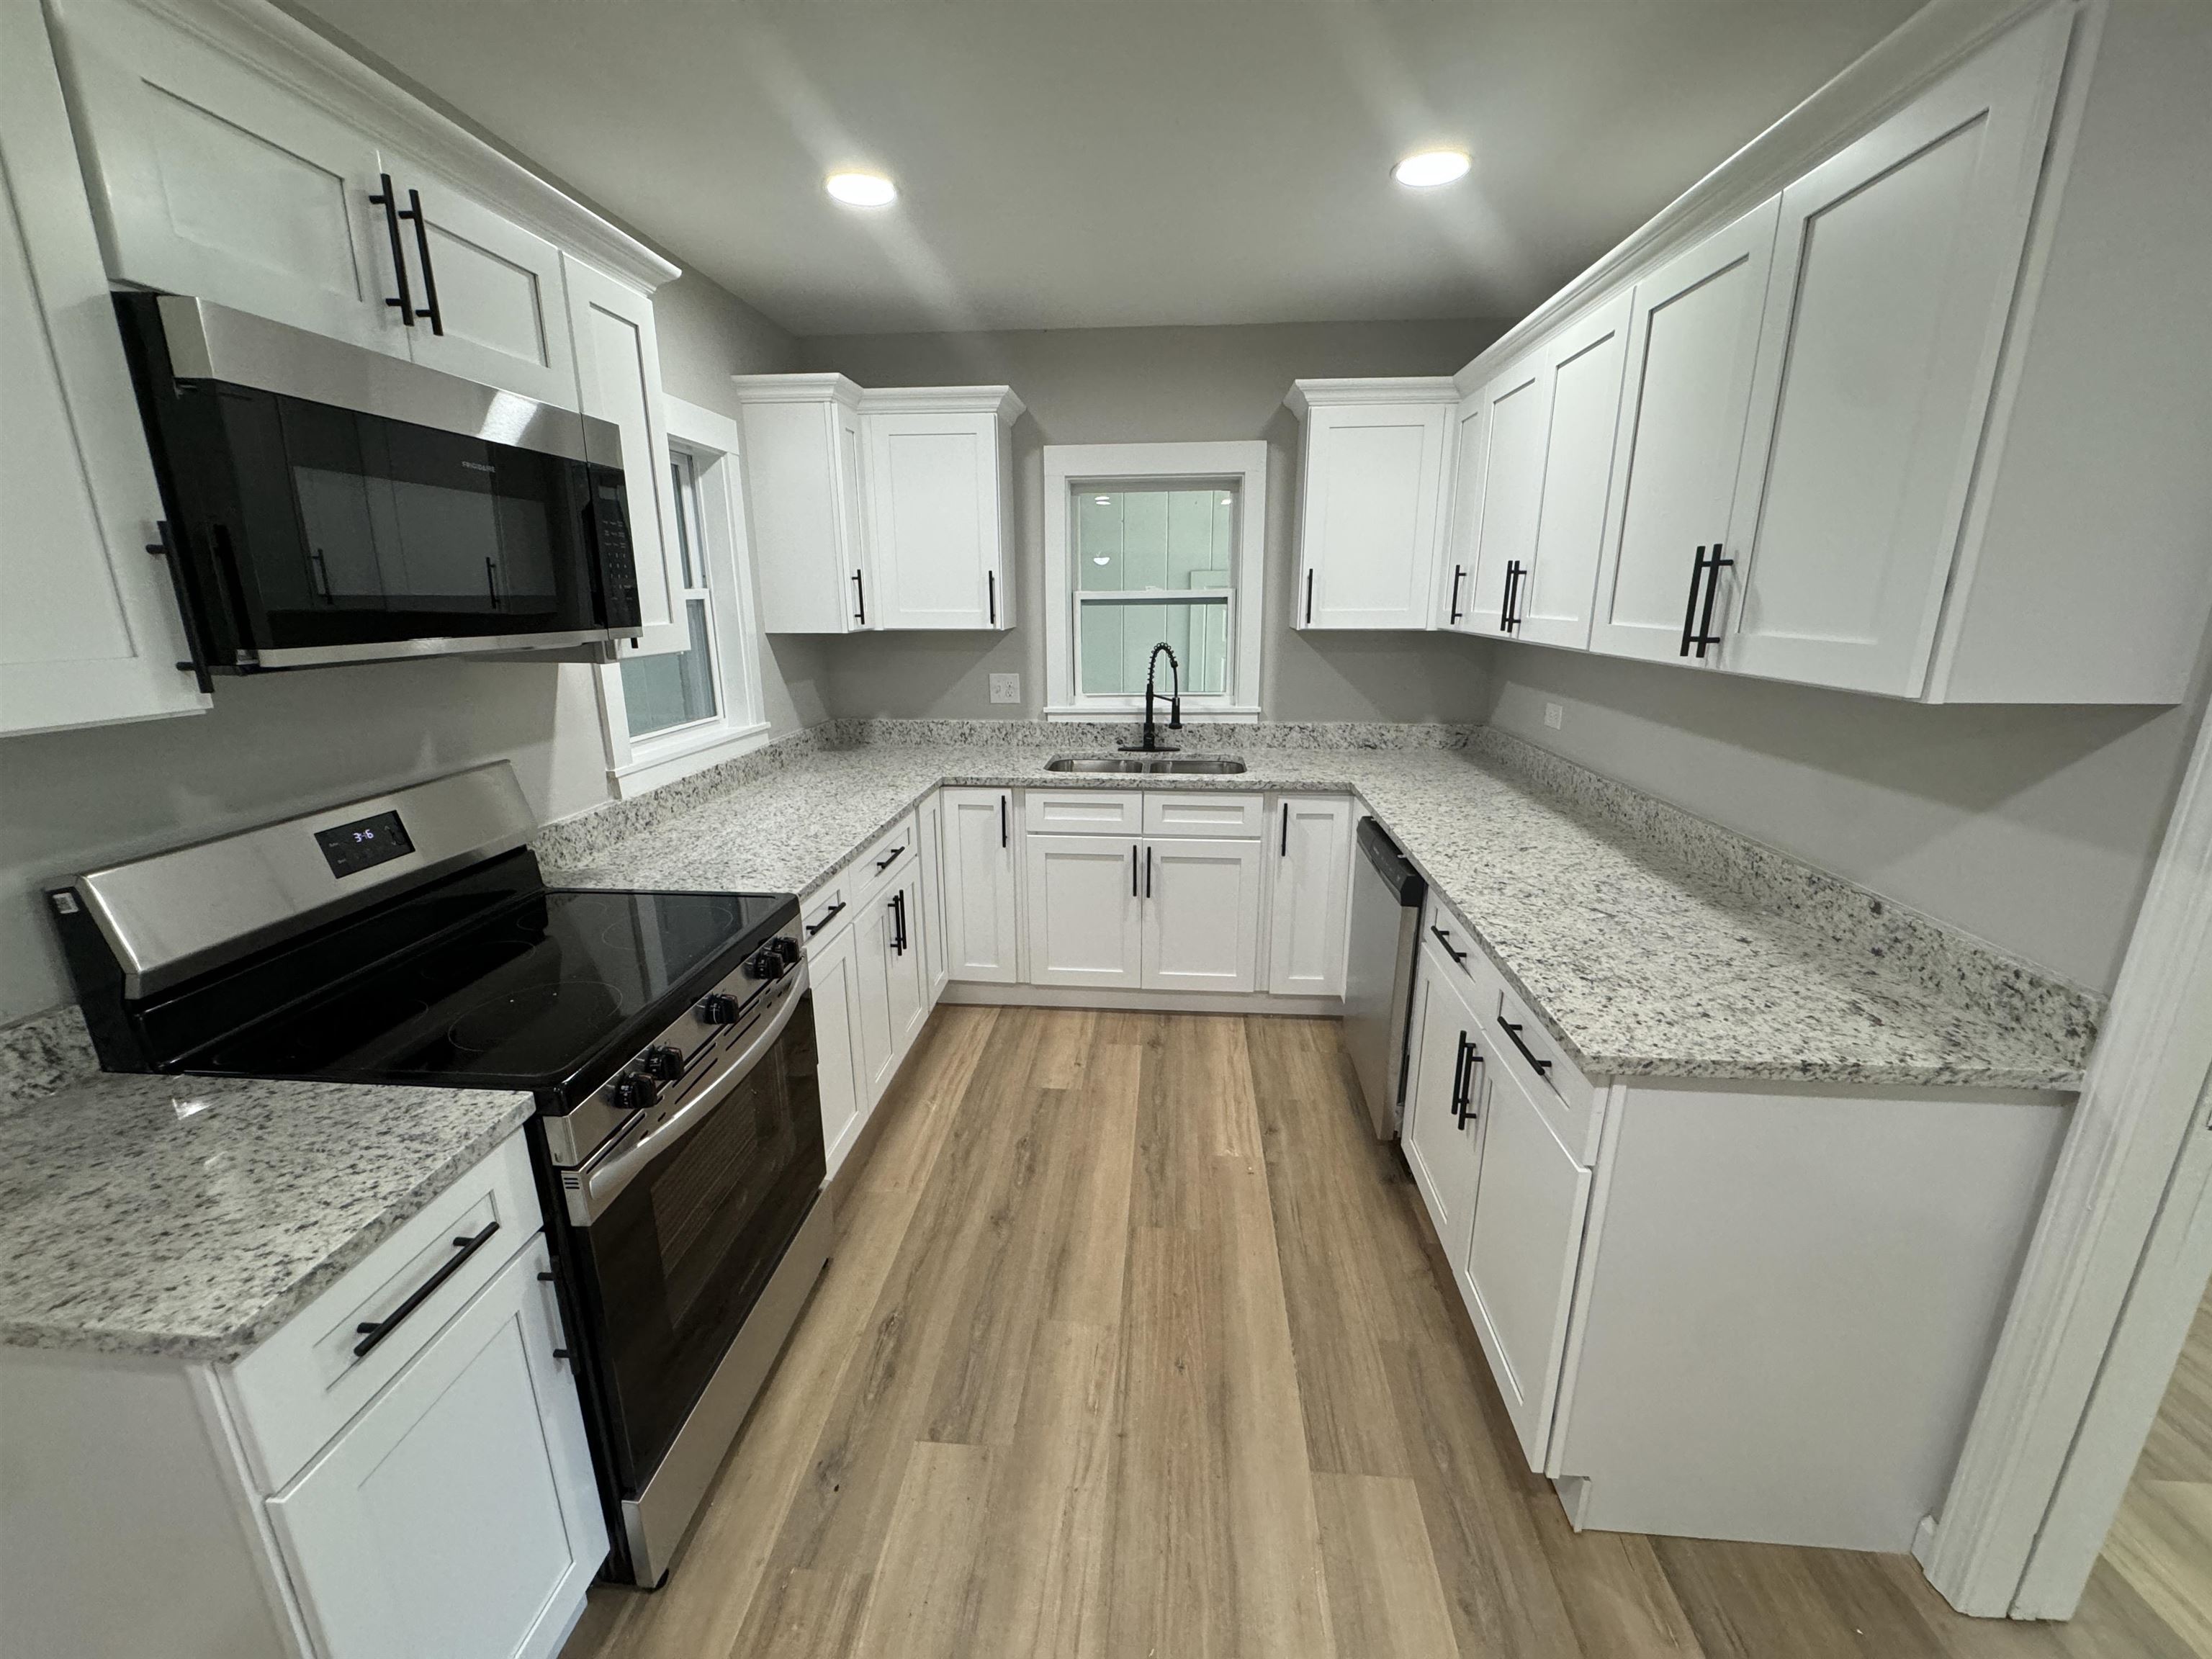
[461, 460, 498, 472]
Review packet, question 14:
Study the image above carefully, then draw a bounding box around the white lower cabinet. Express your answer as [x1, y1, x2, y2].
[1141, 837, 1263, 994]
[266, 1242, 601, 1659]
[942, 788, 1020, 982]
[1401, 946, 1486, 1270]
[916, 791, 950, 999]
[808, 920, 866, 1175]
[1024, 834, 1146, 989]
[1266, 796, 1354, 997]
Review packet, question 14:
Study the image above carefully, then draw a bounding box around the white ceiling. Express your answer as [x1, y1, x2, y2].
[293, 0, 1926, 338]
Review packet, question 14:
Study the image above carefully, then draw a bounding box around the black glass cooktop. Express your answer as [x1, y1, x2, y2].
[181, 887, 791, 1097]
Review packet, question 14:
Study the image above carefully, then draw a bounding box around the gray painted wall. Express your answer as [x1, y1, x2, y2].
[796, 320, 1506, 722]
[1480, 641, 2211, 994]
[0, 273, 805, 1025]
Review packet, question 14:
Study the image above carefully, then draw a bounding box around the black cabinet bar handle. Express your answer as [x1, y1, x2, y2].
[1499, 559, 1525, 634]
[1131, 842, 1138, 896]
[873, 843, 906, 872]
[145, 522, 215, 691]
[853, 569, 866, 625]
[804, 900, 847, 937]
[354, 1220, 500, 1358]
[1448, 565, 1465, 624]
[1304, 569, 1314, 625]
[1429, 925, 1468, 966]
[1144, 845, 1153, 899]
[1280, 801, 1290, 857]
[987, 570, 997, 625]
[1497, 1015, 1553, 1076]
[1678, 546, 1710, 657]
[999, 793, 1009, 848]
[891, 891, 907, 955]
[399, 187, 444, 335]
[1692, 543, 1735, 660]
[369, 174, 417, 326]
[484, 557, 499, 608]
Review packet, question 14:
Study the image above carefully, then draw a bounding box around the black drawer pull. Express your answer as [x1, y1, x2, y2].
[1496, 1015, 1553, 1076]
[1429, 925, 1468, 966]
[354, 1220, 500, 1358]
[804, 901, 848, 937]
[873, 844, 906, 872]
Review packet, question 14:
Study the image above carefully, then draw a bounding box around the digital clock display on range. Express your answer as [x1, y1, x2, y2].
[313, 810, 415, 878]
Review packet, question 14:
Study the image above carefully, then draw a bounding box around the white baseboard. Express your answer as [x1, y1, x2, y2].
[939, 981, 1343, 1018]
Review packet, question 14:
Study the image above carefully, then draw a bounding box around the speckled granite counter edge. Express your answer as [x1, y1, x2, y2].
[0, 1004, 100, 1111]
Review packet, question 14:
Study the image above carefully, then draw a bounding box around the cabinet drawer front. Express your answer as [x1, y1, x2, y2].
[1023, 789, 1142, 836]
[845, 811, 920, 912]
[1142, 791, 1264, 838]
[227, 1130, 539, 1493]
[801, 881, 850, 954]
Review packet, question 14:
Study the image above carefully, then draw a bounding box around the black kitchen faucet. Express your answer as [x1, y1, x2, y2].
[1120, 642, 1183, 753]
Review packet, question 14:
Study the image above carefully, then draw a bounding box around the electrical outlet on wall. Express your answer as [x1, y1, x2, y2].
[1545, 701, 1564, 730]
[989, 673, 1022, 705]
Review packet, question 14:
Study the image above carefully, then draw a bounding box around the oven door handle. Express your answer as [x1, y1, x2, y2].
[572, 964, 811, 1223]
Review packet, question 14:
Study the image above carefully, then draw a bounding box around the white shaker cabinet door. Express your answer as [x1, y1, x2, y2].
[1519, 293, 1632, 651]
[45, 0, 403, 354]
[916, 789, 950, 999]
[1465, 356, 1550, 642]
[380, 158, 577, 408]
[1141, 837, 1263, 994]
[1025, 834, 1143, 989]
[862, 409, 1004, 629]
[1437, 391, 1486, 634]
[1401, 956, 1485, 1272]
[810, 922, 866, 1177]
[853, 881, 902, 1105]
[1296, 400, 1449, 630]
[1719, 7, 2069, 696]
[1588, 197, 1781, 665]
[1462, 1055, 1593, 1475]
[886, 866, 930, 1057]
[0, 0, 207, 736]
[1265, 796, 1354, 997]
[943, 788, 1020, 984]
[565, 256, 684, 656]
[266, 1239, 604, 1659]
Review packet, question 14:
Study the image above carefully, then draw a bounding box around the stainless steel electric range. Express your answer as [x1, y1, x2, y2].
[47, 763, 830, 1587]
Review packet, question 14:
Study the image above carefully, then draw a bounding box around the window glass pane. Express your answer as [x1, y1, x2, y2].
[1077, 598, 1228, 696]
[669, 452, 697, 588]
[1077, 485, 1235, 593]
[621, 598, 717, 737]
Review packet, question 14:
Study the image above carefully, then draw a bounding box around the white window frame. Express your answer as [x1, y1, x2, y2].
[1042, 441, 1267, 721]
[593, 395, 768, 796]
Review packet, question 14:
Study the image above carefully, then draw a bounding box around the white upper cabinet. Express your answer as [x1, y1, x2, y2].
[1, 0, 207, 737]
[861, 389, 1021, 630]
[1287, 379, 1457, 630]
[377, 156, 577, 408]
[1437, 392, 1485, 633]
[1266, 795, 1354, 997]
[735, 377, 1021, 634]
[1719, 6, 2070, 696]
[1464, 356, 1549, 640]
[567, 255, 684, 656]
[1517, 293, 1631, 650]
[1587, 198, 1781, 666]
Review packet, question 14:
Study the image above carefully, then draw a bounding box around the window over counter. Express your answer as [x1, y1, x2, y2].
[1042, 441, 1267, 721]
[595, 395, 768, 795]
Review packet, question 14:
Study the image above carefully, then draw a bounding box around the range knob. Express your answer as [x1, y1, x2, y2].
[744, 943, 791, 981]
[611, 1072, 660, 1113]
[696, 992, 739, 1025]
[639, 1044, 686, 1082]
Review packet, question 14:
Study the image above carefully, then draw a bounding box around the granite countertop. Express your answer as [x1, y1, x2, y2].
[0, 1072, 531, 1362]
[539, 730, 2097, 1093]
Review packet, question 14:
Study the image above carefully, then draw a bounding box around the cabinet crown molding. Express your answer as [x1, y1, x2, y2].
[121, 0, 680, 291]
[1285, 377, 1461, 416]
[729, 372, 865, 407]
[860, 385, 1025, 424]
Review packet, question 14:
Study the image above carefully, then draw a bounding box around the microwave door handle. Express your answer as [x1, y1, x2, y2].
[574, 966, 811, 1223]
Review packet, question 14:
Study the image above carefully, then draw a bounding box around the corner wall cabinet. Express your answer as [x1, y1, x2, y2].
[0, 1131, 605, 1659]
[732, 377, 1023, 635]
[1286, 379, 1457, 631]
[0, 0, 208, 736]
[1401, 898, 2069, 1551]
[1298, 0, 2212, 704]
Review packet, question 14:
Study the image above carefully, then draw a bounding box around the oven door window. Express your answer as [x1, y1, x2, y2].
[571, 988, 825, 1490]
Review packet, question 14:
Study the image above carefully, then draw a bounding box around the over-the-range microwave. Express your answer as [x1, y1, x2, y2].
[114, 292, 642, 675]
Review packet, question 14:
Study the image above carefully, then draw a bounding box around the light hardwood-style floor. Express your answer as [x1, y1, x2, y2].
[560, 1009, 2206, 1659]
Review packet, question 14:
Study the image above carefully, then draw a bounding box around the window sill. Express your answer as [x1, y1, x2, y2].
[609, 720, 774, 798]
[1043, 704, 1260, 724]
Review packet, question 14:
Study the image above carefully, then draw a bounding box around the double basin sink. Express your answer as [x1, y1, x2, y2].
[1044, 754, 1246, 775]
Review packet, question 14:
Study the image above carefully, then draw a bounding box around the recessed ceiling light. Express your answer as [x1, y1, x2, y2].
[825, 171, 896, 207]
[1092, 556, 1112, 565]
[1393, 149, 1471, 189]
[1094, 495, 1112, 505]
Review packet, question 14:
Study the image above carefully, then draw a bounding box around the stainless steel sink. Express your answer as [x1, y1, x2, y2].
[1043, 754, 1246, 775]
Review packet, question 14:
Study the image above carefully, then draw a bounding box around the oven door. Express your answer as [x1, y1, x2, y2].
[561, 973, 825, 1499]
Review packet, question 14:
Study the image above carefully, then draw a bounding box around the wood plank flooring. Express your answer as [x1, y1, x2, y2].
[561, 1009, 2199, 1659]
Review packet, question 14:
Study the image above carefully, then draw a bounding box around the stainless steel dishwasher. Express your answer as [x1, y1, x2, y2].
[1341, 817, 1426, 1139]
